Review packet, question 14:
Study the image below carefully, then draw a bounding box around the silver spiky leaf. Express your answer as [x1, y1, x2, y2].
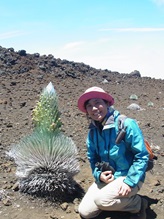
[9, 130, 79, 198]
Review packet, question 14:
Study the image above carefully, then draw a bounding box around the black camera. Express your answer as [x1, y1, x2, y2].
[95, 161, 115, 174]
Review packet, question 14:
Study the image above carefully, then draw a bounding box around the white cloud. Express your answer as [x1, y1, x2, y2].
[99, 28, 164, 32]
[152, 0, 164, 5]
[97, 38, 111, 43]
[0, 31, 25, 40]
[62, 41, 85, 50]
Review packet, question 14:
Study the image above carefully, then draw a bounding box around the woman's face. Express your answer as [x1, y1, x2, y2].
[85, 98, 108, 122]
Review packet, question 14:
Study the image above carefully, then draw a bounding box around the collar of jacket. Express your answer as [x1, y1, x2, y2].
[89, 108, 120, 130]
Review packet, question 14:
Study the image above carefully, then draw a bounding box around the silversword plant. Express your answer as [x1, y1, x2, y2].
[9, 82, 80, 200]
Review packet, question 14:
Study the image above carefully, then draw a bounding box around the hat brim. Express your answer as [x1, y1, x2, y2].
[78, 91, 114, 113]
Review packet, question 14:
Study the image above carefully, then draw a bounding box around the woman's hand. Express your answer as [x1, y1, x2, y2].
[100, 171, 114, 184]
[118, 182, 132, 196]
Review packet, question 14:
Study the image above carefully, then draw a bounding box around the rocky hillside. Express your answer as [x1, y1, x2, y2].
[0, 45, 164, 219]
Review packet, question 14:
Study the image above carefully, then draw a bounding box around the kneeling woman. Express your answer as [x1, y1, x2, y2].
[77, 86, 149, 219]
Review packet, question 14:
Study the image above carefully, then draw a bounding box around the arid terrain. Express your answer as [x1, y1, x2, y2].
[0, 46, 164, 219]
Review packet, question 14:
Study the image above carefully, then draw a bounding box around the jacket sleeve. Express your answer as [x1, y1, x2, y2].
[86, 130, 101, 183]
[123, 118, 149, 187]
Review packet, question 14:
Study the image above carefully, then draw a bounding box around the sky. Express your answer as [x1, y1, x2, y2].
[0, 0, 164, 79]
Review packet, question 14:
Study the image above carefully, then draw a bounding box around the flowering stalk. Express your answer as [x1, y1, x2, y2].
[32, 82, 62, 133]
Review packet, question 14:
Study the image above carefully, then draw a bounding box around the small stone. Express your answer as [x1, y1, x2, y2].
[129, 94, 138, 100]
[147, 101, 154, 107]
[2, 198, 12, 206]
[60, 202, 68, 211]
[102, 79, 108, 84]
[12, 182, 19, 191]
[127, 103, 141, 110]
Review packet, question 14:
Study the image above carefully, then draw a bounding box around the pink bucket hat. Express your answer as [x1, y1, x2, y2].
[78, 86, 114, 113]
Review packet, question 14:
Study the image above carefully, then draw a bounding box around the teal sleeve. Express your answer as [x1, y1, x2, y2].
[123, 119, 149, 187]
[86, 131, 101, 182]
[93, 168, 101, 183]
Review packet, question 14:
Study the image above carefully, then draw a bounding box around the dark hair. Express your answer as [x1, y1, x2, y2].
[84, 99, 90, 110]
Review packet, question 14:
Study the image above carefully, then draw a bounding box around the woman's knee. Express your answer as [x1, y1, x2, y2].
[78, 203, 91, 219]
[78, 202, 101, 219]
[78, 208, 97, 219]
[78, 206, 86, 218]
[94, 195, 117, 210]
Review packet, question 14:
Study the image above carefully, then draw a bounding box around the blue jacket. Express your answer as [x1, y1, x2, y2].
[86, 109, 149, 188]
